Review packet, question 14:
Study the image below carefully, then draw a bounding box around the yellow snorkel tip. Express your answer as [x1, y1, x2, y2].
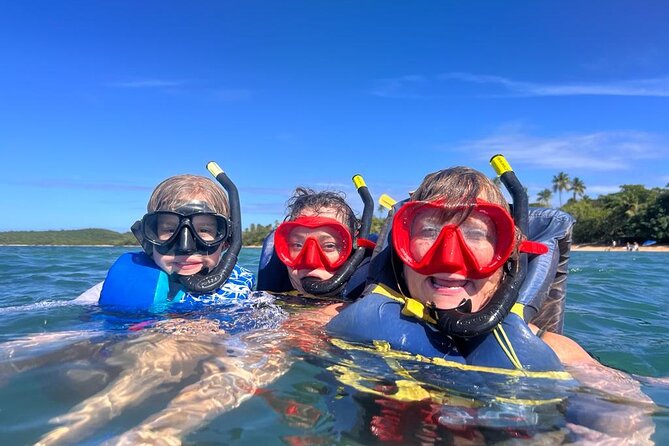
[490, 154, 513, 176]
[206, 161, 224, 177]
[379, 193, 397, 210]
[352, 174, 367, 190]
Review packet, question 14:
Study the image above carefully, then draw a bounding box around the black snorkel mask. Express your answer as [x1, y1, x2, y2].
[136, 201, 230, 256]
[426, 154, 530, 338]
[299, 174, 375, 297]
[131, 162, 243, 294]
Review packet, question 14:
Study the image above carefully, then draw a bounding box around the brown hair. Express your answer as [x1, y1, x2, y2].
[286, 187, 358, 235]
[412, 166, 507, 208]
[147, 175, 229, 216]
[411, 166, 522, 250]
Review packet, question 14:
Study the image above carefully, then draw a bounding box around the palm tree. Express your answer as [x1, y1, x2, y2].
[571, 177, 586, 201]
[537, 189, 553, 207]
[552, 172, 571, 207]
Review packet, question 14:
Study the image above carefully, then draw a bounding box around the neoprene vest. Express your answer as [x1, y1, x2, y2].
[256, 230, 371, 299]
[98, 252, 255, 313]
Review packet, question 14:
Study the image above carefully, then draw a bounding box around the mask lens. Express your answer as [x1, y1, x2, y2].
[393, 199, 512, 277]
[142, 212, 229, 248]
[190, 214, 228, 244]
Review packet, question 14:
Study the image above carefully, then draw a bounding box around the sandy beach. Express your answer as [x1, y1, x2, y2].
[572, 244, 669, 252]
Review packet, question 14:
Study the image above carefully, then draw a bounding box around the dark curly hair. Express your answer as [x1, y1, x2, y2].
[285, 187, 358, 235]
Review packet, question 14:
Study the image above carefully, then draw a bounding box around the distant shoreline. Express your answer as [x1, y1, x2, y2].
[572, 244, 668, 252]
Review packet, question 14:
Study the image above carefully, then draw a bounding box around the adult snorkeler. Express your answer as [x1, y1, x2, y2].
[327, 156, 656, 443]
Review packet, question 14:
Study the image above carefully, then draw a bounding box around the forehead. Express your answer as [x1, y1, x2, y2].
[296, 206, 347, 225]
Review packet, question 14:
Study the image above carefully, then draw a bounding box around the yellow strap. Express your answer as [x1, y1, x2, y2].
[370, 284, 437, 324]
[331, 338, 572, 380]
[510, 302, 525, 319]
[493, 326, 524, 370]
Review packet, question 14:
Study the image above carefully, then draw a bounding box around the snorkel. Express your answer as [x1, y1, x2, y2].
[300, 174, 374, 297]
[428, 155, 529, 338]
[177, 162, 243, 293]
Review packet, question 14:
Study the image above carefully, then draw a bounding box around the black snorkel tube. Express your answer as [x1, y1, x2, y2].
[430, 154, 529, 338]
[300, 174, 374, 297]
[177, 161, 243, 293]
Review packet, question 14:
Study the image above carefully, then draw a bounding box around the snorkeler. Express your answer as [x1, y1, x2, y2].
[326, 157, 655, 442]
[78, 162, 255, 311]
[257, 174, 375, 300]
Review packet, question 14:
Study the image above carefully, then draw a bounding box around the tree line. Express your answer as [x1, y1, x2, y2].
[531, 172, 669, 244]
[3, 179, 666, 247]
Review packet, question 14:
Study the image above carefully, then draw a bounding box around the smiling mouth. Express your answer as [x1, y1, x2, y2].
[430, 277, 468, 289]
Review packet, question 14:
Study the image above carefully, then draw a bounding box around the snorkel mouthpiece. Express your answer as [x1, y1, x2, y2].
[430, 154, 529, 338]
[300, 174, 374, 297]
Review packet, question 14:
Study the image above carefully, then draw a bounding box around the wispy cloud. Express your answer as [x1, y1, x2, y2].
[451, 128, 666, 171]
[439, 72, 669, 97]
[369, 75, 427, 98]
[371, 72, 669, 98]
[105, 79, 186, 88]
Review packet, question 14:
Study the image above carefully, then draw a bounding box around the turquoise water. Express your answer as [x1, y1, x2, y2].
[0, 246, 667, 444]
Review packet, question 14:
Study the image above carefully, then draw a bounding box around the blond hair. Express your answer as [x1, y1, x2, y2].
[147, 175, 229, 216]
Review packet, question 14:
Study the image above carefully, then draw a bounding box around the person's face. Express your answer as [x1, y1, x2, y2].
[149, 211, 226, 276]
[401, 204, 504, 311]
[286, 207, 350, 293]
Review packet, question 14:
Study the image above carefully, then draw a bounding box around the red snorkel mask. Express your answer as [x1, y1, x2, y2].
[392, 198, 517, 279]
[274, 216, 353, 272]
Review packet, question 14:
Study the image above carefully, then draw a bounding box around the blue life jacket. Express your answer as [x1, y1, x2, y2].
[99, 252, 255, 313]
[256, 230, 371, 299]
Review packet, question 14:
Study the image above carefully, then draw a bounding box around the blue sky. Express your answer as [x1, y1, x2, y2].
[2, 1, 668, 232]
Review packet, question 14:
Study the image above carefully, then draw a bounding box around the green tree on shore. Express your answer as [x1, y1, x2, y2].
[536, 189, 553, 207]
[570, 177, 586, 201]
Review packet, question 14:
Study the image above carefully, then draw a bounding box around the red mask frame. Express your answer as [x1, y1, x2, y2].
[391, 198, 516, 278]
[274, 216, 353, 271]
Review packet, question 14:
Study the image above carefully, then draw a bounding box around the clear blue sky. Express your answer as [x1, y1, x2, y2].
[2, 1, 668, 232]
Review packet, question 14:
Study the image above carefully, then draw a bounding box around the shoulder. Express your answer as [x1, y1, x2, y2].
[529, 324, 598, 366]
[226, 264, 256, 289]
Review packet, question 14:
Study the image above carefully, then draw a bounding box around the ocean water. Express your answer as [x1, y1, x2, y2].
[0, 246, 667, 445]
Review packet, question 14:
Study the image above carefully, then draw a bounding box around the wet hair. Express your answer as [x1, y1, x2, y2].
[412, 166, 507, 207]
[147, 175, 229, 216]
[285, 187, 358, 235]
[411, 166, 522, 252]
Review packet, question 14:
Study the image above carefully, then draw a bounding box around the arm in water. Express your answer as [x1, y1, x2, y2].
[35, 304, 342, 446]
[537, 327, 656, 443]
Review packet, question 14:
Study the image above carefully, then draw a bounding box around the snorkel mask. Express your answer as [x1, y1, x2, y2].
[274, 216, 353, 272]
[275, 175, 375, 297]
[393, 155, 546, 338]
[138, 201, 230, 256]
[131, 162, 243, 294]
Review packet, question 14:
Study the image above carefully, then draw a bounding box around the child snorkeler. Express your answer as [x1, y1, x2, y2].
[78, 162, 255, 312]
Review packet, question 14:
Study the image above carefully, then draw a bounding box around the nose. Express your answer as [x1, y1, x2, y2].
[437, 227, 466, 271]
[176, 226, 197, 254]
